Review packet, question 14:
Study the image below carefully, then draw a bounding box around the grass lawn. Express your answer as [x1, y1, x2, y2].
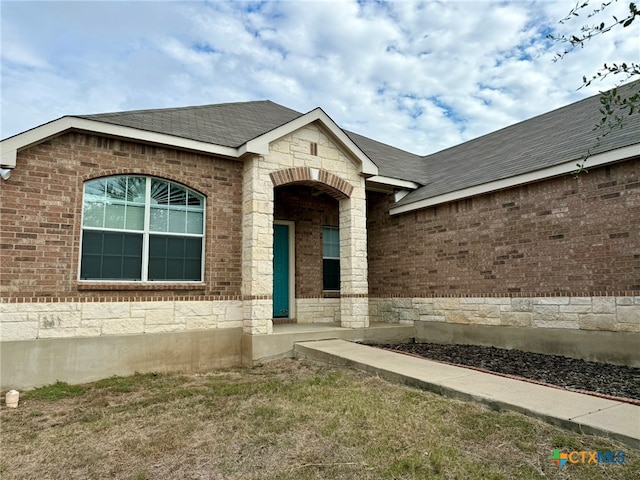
[1, 359, 637, 479]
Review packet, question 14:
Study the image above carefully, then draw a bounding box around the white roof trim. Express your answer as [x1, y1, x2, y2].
[1, 116, 240, 167]
[394, 190, 411, 202]
[367, 175, 420, 189]
[240, 108, 379, 176]
[1, 148, 17, 168]
[390, 143, 640, 215]
[3, 110, 380, 177]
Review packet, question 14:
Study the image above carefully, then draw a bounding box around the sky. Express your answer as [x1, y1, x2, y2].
[1, 0, 637, 155]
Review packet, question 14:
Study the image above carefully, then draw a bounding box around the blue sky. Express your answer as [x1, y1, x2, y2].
[1, 0, 637, 154]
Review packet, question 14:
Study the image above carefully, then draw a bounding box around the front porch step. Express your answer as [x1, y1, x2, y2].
[272, 318, 297, 325]
[241, 322, 415, 366]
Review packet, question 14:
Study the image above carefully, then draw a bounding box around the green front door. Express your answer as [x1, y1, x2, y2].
[273, 224, 289, 318]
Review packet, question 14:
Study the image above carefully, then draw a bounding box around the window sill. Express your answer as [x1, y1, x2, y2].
[77, 282, 207, 291]
[322, 291, 341, 298]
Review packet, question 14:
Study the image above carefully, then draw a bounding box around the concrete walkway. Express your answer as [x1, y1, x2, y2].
[294, 339, 640, 449]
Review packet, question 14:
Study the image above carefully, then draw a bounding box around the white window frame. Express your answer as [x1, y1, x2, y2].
[322, 225, 340, 292]
[79, 176, 206, 283]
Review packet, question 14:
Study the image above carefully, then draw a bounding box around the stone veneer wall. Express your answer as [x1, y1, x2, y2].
[242, 122, 369, 333]
[369, 296, 639, 332]
[296, 297, 341, 324]
[0, 299, 243, 341]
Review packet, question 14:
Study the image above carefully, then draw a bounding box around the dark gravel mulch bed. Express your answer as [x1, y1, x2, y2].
[377, 343, 640, 401]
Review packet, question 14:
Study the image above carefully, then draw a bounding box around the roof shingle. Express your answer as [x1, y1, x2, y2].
[78, 100, 303, 148]
[75, 81, 640, 207]
[396, 81, 640, 207]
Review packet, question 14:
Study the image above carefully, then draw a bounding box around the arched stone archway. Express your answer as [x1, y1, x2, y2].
[270, 167, 354, 199]
[242, 140, 369, 336]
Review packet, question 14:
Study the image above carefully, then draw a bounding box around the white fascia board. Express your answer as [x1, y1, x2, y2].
[1, 117, 77, 167]
[394, 190, 411, 202]
[241, 108, 379, 176]
[390, 143, 640, 215]
[366, 175, 420, 189]
[1, 116, 239, 165]
[1, 148, 17, 168]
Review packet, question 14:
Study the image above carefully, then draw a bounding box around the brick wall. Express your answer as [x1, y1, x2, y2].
[274, 185, 339, 297]
[0, 132, 243, 301]
[367, 158, 640, 297]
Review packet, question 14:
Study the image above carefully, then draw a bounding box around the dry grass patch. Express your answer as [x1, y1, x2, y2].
[1, 359, 638, 479]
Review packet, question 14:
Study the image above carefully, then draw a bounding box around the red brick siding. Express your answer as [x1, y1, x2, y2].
[367, 159, 640, 297]
[274, 186, 339, 296]
[0, 132, 243, 300]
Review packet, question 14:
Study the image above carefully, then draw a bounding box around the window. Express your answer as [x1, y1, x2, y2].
[80, 176, 205, 281]
[322, 226, 340, 291]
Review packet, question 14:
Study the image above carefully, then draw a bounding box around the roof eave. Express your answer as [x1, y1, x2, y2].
[1, 116, 240, 167]
[3, 108, 382, 178]
[2, 117, 74, 167]
[366, 175, 421, 190]
[389, 143, 640, 215]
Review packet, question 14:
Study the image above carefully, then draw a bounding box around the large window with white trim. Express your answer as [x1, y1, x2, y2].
[80, 176, 205, 281]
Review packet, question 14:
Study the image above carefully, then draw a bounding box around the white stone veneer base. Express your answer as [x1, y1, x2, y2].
[295, 298, 341, 324]
[368, 296, 640, 332]
[0, 300, 243, 341]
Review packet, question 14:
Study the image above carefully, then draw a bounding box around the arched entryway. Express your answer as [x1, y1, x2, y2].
[273, 184, 340, 322]
[269, 167, 368, 329]
[241, 157, 369, 336]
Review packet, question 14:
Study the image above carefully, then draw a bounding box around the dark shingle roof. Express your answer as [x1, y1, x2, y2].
[77, 100, 303, 148]
[76, 100, 425, 182]
[75, 82, 639, 205]
[395, 81, 640, 207]
[344, 130, 425, 183]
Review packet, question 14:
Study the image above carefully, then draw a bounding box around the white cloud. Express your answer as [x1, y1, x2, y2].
[1, 0, 637, 155]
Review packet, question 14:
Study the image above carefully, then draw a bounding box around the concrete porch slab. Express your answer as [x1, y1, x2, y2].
[294, 339, 640, 449]
[242, 322, 414, 366]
